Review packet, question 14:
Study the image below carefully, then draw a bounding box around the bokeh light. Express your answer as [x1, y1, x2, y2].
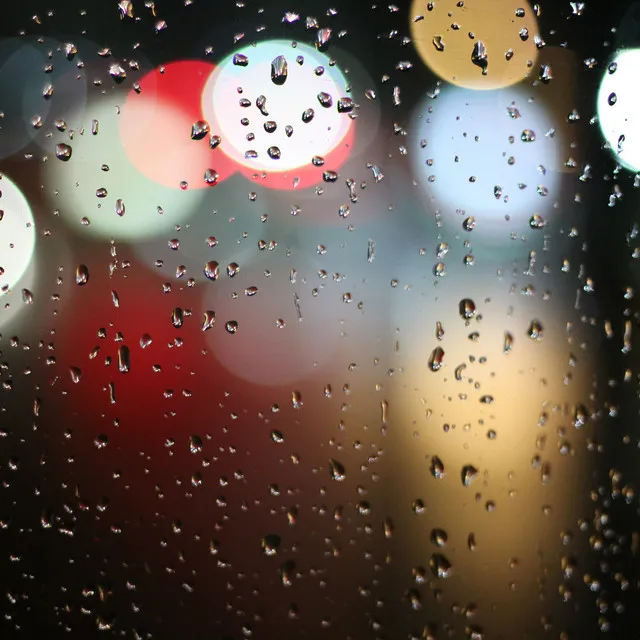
[409, 0, 539, 90]
[410, 84, 563, 244]
[0, 173, 36, 294]
[597, 48, 640, 172]
[202, 40, 354, 188]
[120, 60, 236, 189]
[44, 99, 209, 241]
[0, 37, 88, 160]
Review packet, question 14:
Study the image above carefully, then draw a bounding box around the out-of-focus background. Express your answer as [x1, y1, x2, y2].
[0, 1, 639, 638]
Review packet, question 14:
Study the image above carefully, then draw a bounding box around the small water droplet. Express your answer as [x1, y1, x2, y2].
[329, 458, 346, 481]
[302, 108, 315, 123]
[75, 264, 89, 285]
[317, 91, 333, 108]
[118, 345, 130, 373]
[337, 97, 354, 113]
[461, 464, 478, 487]
[459, 298, 476, 320]
[261, 533, 281, 556]
[429, 553, 453, 578]
[430, 455, 445, 479]
[521, 129, 536, 142]
[428, 346, 445, 371]
[233, 53, 249, 66]
[528, 319, 544, 341]
[191, 120, 209, 140]
[430, 528, 448, 547]
[268, 146, 281, 160]
[225, 320, 239, 334]
[55, 143, 72, 161]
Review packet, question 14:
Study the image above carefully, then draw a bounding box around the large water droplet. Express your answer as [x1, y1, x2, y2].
[271, 55, 288, 85]
[471, 41, 488, 75]
[55, 143, 72, 161]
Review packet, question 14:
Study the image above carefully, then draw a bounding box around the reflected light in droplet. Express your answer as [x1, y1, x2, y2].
[45, 99, 209, 241]
[409, 0, 540, 90]
[202, 40, 353, 188]
[410, 85, 563, 243]
[120, 60, 236, 189]
[0, 174, 36, 294]
[597, 48, 640, 172]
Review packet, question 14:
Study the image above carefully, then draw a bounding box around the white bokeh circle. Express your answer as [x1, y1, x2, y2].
[597, 48, 640, 172]
[0, 174, 36, 293]
[202, 40, 352, 173]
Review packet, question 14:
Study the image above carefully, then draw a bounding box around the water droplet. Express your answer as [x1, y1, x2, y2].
[118, 345, 130, 373]
[430, 455, 445, 479]
[75, 264, 89, 285]
[264, 120, 277, 133]
[503, 331, 514, 354]
[285, 125, 294, 137]
[538, 64, 552, 83]
[256, 94, 269, 116]
[529, 213, 545, 228]
[226, 262, 240, 277]
[521, 129, 536, 142]
[202, 311, 216, 332]
[209, 134, 221, 149]
[225, 320, 239, 334]
[459, 298, 476, 320]
[170, 307, 184, 329]
[115, 198, 125, 216]
[204, 261, 219, 280]
[430, 528, 448, 547]
[139, 333, 152, 349]
[432, 35, 445, 51]
[267, 146, 281, 160]
[337, 97, 354, 113]
[471, 41, 488, 75]
[21, 289, 34, 304]
[261, 533, 281, 556]
[302, 108, 315, 123]
[203, 168, 219, 186]
[428, 346, 445, 371]
[317, 91, 333, 108]
[462, 216, 476, 231]
[109, 63, 127, 83]
[461, 464, 478, 487]
[528, 319, 544, 341]
[429, 553, 453, 578]
[329, 458, 346, 481]
[271, 55, 288, 85]
[468, 532, 477, 550]
[233, 53, 249, 66]
[433, 262, 446, 277]
[608, 92, 617, 106]
[316, 27, 332, 51]
[69, 366, 82, 383]
[55, 143, 72, 161]
[292, 390, 303, 409]
[191, 120, 209, 140]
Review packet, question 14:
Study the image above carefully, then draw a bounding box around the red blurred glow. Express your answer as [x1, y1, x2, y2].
[119, 60, 236, 190]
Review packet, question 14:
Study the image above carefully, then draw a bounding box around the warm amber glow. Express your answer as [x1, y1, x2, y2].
[410, 0, 540, 90]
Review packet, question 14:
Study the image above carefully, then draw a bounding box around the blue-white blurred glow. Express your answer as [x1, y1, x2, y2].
[411, 86, 563, 243]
